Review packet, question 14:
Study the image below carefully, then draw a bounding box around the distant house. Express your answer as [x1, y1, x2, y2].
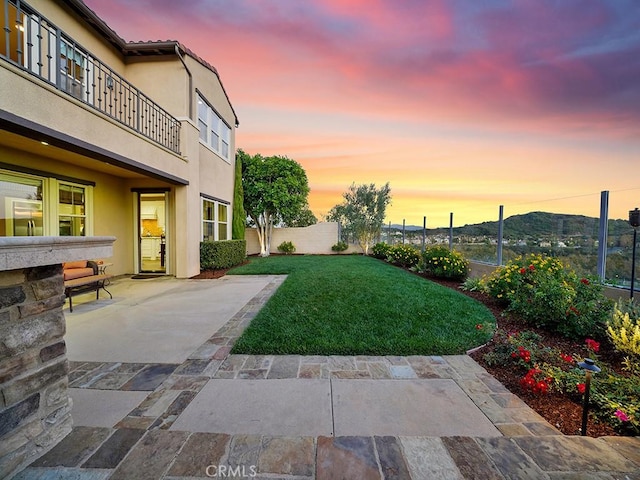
[0, 0, 238, 278]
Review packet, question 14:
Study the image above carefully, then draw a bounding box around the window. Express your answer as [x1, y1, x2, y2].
[1, 2, 89, 98]
[202, 197, 229, 241]
[197, 93, 231, 161]
[218, 203, 228, 240]
[221, 124, 230, 159]
[198, 100, 208, 142]
[58, 183, 85, 236]
[59, 38, 89, 101]
[0, 169, 92, 237]
[0, 172, 44, 236]
[202, 199, 215, 242]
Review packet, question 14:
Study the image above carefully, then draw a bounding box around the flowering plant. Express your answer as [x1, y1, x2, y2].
[482, 254, 612, 338]
[387, 244, 421, 268]
[544, 357, 640, 435]
[483, 330, 557, 370]
[419, 246, 469, 280]
[372, 242, 393, 259]
[520, 368, 551, 395]
[585, 338, 600, 354]
[607, 301, 640, 358]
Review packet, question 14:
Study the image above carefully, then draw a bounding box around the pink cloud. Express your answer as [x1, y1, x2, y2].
[82, 0, 640, 224]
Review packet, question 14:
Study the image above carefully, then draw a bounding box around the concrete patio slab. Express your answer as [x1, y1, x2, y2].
[170, 379, 333, 436]
[65, 276, 275, 363]
[69, 389, 149, 428]
[332, 379, 501, 437]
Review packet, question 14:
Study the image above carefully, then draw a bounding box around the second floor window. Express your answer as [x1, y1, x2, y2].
[197, 93, 231, 161]
[59, 39, 90, 102]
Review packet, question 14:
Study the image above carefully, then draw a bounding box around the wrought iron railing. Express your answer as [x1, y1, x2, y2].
[1, 0, 181, 153]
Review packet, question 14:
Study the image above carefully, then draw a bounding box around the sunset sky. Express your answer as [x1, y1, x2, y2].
[85, 0, 640, 227]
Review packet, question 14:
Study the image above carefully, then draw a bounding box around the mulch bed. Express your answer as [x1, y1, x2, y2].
[191, 268, 231, 279]
[426, 276, 621, 437]
[192, 262, 623, 437]
[190, 261, 249, 279]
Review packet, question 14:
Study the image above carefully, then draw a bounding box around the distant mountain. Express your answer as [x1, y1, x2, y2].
[392, 212, 631, 239]
[389, 223, 424, 231]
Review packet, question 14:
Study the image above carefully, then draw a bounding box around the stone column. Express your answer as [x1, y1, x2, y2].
[0, 236, 115, 479]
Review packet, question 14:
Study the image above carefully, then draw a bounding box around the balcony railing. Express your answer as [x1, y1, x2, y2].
[1, 0, 181, 154]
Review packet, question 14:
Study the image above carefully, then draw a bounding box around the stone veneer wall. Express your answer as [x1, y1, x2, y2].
[0, 237, 115, 479]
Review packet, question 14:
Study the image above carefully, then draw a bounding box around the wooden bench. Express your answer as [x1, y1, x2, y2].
[63, 260, 113, 312]
[64, 274, 112, 312]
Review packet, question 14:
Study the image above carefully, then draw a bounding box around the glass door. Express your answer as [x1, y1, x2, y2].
[138, 193, 167, 273]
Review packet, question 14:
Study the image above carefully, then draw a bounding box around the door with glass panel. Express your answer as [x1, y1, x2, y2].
[58, 184, 85, 235]
[138, 193, 167, 273]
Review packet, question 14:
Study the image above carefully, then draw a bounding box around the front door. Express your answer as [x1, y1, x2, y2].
[138, 192, 167, 273]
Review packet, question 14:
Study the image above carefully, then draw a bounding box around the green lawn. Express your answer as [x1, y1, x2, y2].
[229, 255, 495, 355]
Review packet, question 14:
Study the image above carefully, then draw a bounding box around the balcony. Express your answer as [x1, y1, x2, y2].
[0, 0, 181, 154]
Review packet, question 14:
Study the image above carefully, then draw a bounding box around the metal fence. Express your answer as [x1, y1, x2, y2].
[381, 190, 640, 292]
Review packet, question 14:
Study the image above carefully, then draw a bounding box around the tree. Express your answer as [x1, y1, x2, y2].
[327, 182, 391, 255]
[283, 205, 317, 227]
[242, 153, 310, 256]
[232, 149, 247, 240]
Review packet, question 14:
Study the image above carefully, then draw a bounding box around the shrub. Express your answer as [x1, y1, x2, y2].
[331, 241, 348, 252]
[483, 330, 557, 370]
[607, 301, 640, 358]
[200, 239, 246, 270]
[482, 254, 612, 338]
[277, 241, 296, 255]
[486, 327, 640, 434]
[387, 244, 421, 268]
[461, 276, 485, 293]
[372, 242, 392, 259]
[545, 360, 640, 435]
[420, 246, 469, 280]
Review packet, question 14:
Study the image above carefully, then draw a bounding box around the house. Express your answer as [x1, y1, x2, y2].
[0, 0, 238, 278]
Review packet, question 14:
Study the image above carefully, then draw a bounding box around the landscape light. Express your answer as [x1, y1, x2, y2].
[578, 358, 601, 436]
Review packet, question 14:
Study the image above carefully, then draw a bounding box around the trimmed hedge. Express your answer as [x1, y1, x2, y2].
[200, 239, 247, 270]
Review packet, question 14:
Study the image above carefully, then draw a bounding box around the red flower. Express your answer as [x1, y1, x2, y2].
[585, 338, 600, 353]
[475, 324, 483, 330]
[520, 369, 549, 395]
[528, 264, 535, 271]
[519, 267, 526, 274]
[560, 353, 573, 363]
[580, 278, 590, 285]
[576, 383, 586, 394]
[516, 346, 531, 363]
[533, 381, 549, 394]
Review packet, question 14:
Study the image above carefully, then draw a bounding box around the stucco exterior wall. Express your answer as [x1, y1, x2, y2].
[1, 66, 185, 173]
[1, 0, 237, 278]
[246, 223, 341, 255]
[28, 0, 126, 74]
[124, 57, 188, 119]
[198, 144, 234, 201]
[0, 145, 136, 276]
